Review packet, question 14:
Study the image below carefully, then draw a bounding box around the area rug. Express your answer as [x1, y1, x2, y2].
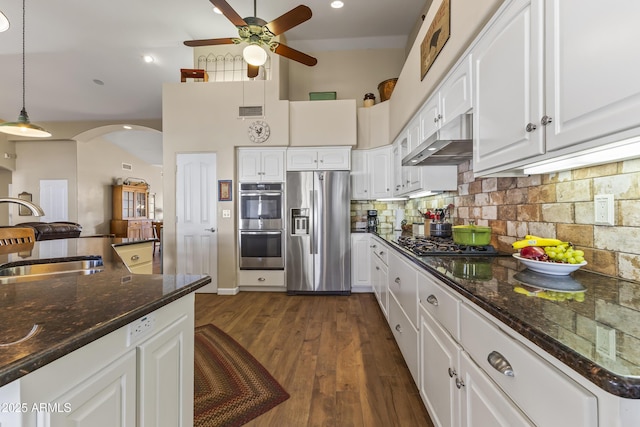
[194, 324, 290, 427]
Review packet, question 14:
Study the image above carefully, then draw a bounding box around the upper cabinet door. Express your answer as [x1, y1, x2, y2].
[544, 0, 640, 152]
[260, 150, 285, 181]
[472, 0, 545, 174]
[440, 54, 473, 124]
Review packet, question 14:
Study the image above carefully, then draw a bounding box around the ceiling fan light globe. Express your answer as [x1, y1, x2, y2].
[243, 44, 268, 66]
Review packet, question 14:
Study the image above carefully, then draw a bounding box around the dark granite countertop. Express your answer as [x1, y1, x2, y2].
[372, 232, 640, 399]
[0, 237, 210, 387]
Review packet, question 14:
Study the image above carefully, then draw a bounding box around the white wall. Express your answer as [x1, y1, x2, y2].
[77, 137, 163, 235]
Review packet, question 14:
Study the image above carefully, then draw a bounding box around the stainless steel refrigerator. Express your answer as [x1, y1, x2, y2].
[286, 170, 351, 294]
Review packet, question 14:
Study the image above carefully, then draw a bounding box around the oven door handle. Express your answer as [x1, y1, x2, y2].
[240, 231, 282, 235]
[239, 192, 283, 197]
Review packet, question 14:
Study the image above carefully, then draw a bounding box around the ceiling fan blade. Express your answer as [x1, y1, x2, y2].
[265, 5, 312, 36]
[209, 0, 247, 27]
[272, 42, 317, 66]
[184, 37, 237, 47]
[247, 64, 260, 78]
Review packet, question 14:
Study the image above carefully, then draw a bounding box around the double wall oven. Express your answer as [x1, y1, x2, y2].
[238, 183, 284, 270]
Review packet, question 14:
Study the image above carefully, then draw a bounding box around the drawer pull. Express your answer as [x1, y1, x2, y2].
[448, 367, 456, 378]
[455, 377, 465, 389]
[376, 266, 380, 271]
[370, 244, 377, 248]
[395, 324, 402, 333]
[487, 351, 515, 377]
[130, 255, 140, 261]
[258, 277, 266, 282]
[380, 251, 384, 255]
[394, 277, 401, 284]
[426, 294, 439, 306]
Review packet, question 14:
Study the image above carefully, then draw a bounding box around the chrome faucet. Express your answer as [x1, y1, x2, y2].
[0, 197, 45, 216]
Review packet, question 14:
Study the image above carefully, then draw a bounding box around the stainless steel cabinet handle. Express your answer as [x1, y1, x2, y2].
[395, 324, 402, 333]
[426, 294, 439, 306]
[487, 351, 515, 377]
[376, 266, 380, 271]
[379, 251, 384, 255]
[448, 367, 456, 378]
[525, 123, 537, 132]
[370, 244, 377, 248]
[455, 377, 465, 389]
[258, 277, 266, 282]
[131, 255, 140, 261]
[394, 277, 401, 284]
[541, 115, 553, 125]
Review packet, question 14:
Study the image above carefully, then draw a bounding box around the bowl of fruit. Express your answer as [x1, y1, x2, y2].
[512, 235, 587, 276]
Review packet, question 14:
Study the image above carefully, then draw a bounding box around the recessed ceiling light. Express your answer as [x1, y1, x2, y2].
[143, 55, 154, 63]
[331, 1, 344, 9]
[213, 7, 222, 14]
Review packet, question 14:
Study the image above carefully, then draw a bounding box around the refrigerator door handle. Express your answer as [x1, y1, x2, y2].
[310, 190, 315, 254]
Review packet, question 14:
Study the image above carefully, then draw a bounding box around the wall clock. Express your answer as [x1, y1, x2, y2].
[248, 120, 270, 143]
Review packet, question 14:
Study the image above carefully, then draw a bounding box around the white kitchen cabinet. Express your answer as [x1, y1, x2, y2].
[238, 148, 285, 182]
[472, 0, 544, 174]
[357, 101, 390, 149]
[350, 233, 371, 292]
[389, 293, 419, 384]
[16, 295, 194, 427]
[350, 150, 370, 200]
[289, 100, 357, 147]
[420, 54, 473, 143]
[370, 236, 389, 318]
[459, 350, 534, 427]
[286, 147, 351, 170]
[367, 145, 393, 199]
[138, 313, 192, 427]
[237, 270, 285, 290]
[113, 241, 154, 274]
[388, 250, 419, 328]
[473, 0, 640, 176]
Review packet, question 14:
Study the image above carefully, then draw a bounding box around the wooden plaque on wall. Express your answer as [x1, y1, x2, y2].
[420, 0, 451, 81]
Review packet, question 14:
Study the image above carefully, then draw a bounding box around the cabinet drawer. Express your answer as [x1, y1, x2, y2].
[388, 251, 419, 328]
[460, 304, 597, 427]
[114, 242, 154, 268]
[369, 238, 389, 265]
[389, 294, 419, 385]
[418, 271, 460, 340]
[238, 270, 285, 288]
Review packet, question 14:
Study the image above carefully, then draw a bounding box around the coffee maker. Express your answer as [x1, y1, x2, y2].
[367, 210, 379, 231]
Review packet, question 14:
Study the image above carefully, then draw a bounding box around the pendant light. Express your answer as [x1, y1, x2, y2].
[0, 0, 51, 138]
[0, 11, 9, 32]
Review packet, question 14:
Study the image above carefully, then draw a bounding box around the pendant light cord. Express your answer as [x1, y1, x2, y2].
[21, 0, 26, 111]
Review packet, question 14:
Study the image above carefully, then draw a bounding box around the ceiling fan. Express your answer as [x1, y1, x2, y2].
[184, 0, 318, 78]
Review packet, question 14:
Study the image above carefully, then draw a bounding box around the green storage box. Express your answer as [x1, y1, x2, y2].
[309, 91, 337, 101]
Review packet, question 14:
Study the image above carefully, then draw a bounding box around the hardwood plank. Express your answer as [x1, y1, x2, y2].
[195, 292, 434, 427]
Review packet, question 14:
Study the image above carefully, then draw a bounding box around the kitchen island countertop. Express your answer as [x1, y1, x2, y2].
[0, 237, 210, 387]
[373, 231, 640, 399]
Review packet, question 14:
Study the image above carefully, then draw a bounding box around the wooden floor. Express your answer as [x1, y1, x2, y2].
[194, 292, 434, 427]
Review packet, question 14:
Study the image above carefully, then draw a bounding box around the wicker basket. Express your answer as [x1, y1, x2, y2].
[378, 78, 398, 102]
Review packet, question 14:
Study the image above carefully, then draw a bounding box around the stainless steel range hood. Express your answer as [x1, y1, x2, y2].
[402, 114, 473, 166]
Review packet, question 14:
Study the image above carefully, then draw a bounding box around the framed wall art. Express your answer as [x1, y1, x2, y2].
[420, 0, 451, 81]
[218, 180, 232, 202]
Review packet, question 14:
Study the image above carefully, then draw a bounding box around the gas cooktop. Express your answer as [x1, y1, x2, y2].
[396, 235, 499, 256]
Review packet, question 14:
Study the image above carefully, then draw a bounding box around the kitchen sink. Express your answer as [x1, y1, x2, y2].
[0, 257, 104, 284]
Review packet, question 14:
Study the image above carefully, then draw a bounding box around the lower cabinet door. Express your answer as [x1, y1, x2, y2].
[459, 351, 534, 427]
[420, 308, 461, 427]
[138, 314, 193, 427]
[48, 351, 137, 427]
[389, 294, 418, 384]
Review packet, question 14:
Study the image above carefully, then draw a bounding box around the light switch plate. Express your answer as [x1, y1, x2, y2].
[222, 209, 231, 218]
[594, 194, 614, 225]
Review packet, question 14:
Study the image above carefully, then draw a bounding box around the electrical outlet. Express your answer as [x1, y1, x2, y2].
[594, 194, 614, 225]
[596, 324, 616, 360]
[222, 209, 231, 218]
[127, 313, 156, 346]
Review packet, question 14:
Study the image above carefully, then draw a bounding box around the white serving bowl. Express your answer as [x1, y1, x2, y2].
[512, 253, 587, 276]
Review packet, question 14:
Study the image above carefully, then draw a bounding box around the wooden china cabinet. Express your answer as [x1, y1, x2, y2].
[110, 184, 154, 239]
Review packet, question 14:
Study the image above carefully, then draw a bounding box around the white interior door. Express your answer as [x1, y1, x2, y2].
[40, 179, 68, 222]
[176, 153, 217, 292]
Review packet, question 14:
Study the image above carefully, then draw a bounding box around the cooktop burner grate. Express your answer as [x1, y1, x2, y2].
[396, 235, 498, 256]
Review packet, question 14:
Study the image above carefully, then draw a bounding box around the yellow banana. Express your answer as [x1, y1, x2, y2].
[512, 235, 568, 249]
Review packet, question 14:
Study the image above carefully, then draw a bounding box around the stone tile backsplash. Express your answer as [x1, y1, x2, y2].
[351, 159, 640, 281]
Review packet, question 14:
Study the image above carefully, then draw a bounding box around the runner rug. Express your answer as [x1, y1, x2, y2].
[194, 324, 290, 427]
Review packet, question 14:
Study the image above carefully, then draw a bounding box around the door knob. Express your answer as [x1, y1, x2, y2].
[204, 228, 216, 233]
